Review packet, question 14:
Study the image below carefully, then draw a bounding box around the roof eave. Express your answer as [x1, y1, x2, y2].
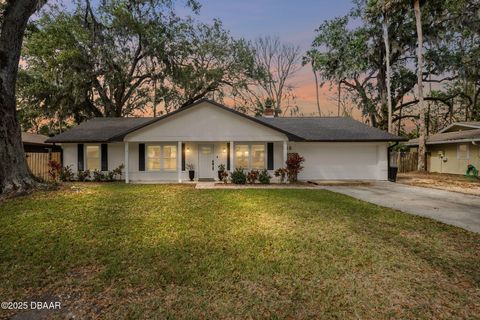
[406, 138, 480, 146]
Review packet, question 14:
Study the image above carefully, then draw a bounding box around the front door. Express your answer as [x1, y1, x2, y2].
[198, 144, 215, 179]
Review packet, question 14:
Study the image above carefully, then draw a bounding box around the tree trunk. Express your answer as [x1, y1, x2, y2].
[0, 0, 43, 195]
[414, 0, 426, 171]
[313, 67, 321, 116]
[382, 13, 393, 134]
[337, 82, 341, 116]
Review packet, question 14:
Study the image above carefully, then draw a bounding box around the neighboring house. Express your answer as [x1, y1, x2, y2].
[406, 122, 480, 175]
[22, 132, 61, 153]
[46, 99, 404, 182]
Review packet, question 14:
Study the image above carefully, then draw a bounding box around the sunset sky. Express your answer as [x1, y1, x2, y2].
[179, 0, 356, 117]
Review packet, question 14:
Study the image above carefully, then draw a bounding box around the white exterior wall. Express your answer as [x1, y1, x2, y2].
[124, 101, 288, 142]
[290, 142, 389, 180]
[61, 142, 125, 174]
[62, 143, 78, 172]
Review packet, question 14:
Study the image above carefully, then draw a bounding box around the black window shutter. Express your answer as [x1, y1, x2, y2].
[267, 143, 274, 170]
[181, 143, 186, 171]
[227, 142, 230, 170]
[139, 143, 145, 171]
[77, 144, 84, 171]
[101, 144, 108, 171]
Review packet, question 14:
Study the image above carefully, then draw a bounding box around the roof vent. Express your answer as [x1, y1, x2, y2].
[264, 105, 274, 118]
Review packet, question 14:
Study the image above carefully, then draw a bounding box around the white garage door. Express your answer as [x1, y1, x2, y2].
[290, 142, 388, 180]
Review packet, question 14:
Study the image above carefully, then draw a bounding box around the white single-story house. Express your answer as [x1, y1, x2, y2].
[46, 99, 405, 182]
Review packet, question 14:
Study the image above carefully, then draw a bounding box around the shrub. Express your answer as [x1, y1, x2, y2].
[247, 169, 259, 184]
[258, 169, 271, 184]
[59, 165, 74, 182]
[111, 164, 124, 180]
[230, 168, 247, 184]
[77, 170, 90, 181]
[47, 160, 62, 181]
[93, 170, 105, 182]
[219, 170, 229, 183]
[274, 168, 287, 183]
[286, 153, 305, 183]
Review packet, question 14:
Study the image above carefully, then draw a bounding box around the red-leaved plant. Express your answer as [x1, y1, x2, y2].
[47, 160, 62, 181]
[285, 153, 305, 183]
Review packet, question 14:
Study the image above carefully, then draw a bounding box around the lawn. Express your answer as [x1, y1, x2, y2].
[0, 184, 479, 319]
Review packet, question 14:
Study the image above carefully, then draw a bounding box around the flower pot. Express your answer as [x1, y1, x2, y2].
[218, 170, 224, 181]
[189, 170, 195, 181]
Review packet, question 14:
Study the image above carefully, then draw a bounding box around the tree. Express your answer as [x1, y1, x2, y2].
[252, 36, 301, 116]
[302, 50, 322, 116]
[414, 0, 426, 171]
[159, 20, 259, 112]
[18, 3, 259, 127]
[0, 0, 47, 195]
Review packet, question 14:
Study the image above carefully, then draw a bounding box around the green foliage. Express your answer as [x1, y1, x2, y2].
[218, 164, 225, 172]
[93, 170, 106, 182]
[258, 169, 271, 184]
[230, 168, 247, 184]
[18, 2, 259, 133]
[76, 170, 90, 182]
[306, 0, 480, 130]
[59, 165, 74, 182]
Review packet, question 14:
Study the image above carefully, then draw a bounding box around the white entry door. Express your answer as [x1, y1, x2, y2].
[198, 144, 215, 179]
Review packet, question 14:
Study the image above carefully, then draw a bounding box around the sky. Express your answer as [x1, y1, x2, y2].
[177, 0, 356, 116]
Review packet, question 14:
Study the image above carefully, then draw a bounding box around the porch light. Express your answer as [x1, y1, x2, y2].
[186, 147, 190, 153]
[222, 147, 227, 153]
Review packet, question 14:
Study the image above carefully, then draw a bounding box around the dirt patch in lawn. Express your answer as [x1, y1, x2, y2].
[398, 171, 480, 196]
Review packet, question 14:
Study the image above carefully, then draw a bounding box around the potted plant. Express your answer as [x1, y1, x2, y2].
[186, 163, 195, 181]
[218, 164, 226, 181]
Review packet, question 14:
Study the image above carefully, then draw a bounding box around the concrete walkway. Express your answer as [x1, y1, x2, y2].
[324, 182, 480, 234]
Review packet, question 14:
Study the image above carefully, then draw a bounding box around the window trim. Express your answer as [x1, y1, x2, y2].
[457, 143, 470, 160]
[145, 143, 178, 172]
[85, 144, 101, 171]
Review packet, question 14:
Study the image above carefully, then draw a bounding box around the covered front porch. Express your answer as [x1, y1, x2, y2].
[124, 141, 288, 183]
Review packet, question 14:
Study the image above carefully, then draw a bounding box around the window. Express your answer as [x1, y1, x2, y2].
[86, 145, 100, 170]
[147, 146, 161, 171]
[163, 145, 177, 170]
[251, 144, 265, 169]
[147, 144, 176, 171]
[235, 145, 249, 168]
[457, 144, 469, 160]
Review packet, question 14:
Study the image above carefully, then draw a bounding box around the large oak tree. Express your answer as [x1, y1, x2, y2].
[0, 0, 46, 195]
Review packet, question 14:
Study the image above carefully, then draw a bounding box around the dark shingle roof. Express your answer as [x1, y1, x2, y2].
[258, 117, 405, 141]
[47, 99, 405, 143]
[46, 117, 154, 143]
[22, 132, 50, 145]
[406, 128, 480, 146]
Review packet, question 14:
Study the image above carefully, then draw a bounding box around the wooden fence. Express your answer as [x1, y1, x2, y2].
[26, 152, 61, 181]
[390, 151, 418, 173]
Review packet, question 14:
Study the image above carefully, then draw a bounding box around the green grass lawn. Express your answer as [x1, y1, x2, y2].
[0, 184, 479, 319]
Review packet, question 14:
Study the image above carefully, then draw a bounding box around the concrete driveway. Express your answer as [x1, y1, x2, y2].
[323, 182, 480, 233]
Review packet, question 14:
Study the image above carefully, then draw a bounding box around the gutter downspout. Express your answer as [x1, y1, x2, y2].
[387, 142, 399, 182]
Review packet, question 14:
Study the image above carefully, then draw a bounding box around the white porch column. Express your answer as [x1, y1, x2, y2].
[124, 142, 129, 184]
[283, 141, 288, 166]
[230, 141, 234, 171]
[177, 141, 182, 182]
